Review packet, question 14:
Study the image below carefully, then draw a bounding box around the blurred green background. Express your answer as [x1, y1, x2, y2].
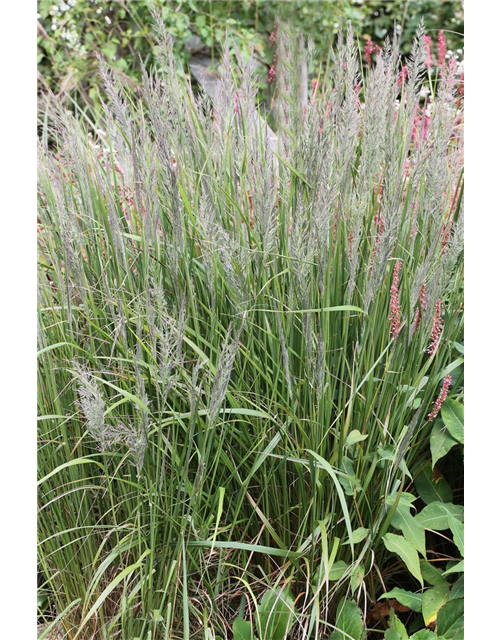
[37, 0, 464, 113]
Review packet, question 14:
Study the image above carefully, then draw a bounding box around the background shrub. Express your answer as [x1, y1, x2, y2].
[37, 0, 464, 114]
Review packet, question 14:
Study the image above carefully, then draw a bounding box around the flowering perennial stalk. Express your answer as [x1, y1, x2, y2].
[428, 375, 452, 420]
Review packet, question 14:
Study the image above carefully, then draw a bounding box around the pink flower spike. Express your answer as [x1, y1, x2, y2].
[269, 25, 277, 46]
[388, 261, 403, 339]
[413, 307, 421, 332]
[424, 35, 432, 67]
[419, 283, 427, 310]
[427, 298, 443, 356]
[438, 30, 447, 67]
[398, 65, 408, 87]
[428, 375, 452, 420]
[365, 39, 373, 66]
[268, 63, 276, 84]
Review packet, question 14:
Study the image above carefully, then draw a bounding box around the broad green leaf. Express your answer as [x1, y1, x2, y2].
[233, 617, 254, 640]
[390, 613, 409, 639]
[383, 534, 423, 587]
[436, 597, 464, 639]
[378, 445, 412, 478]
[342, 527, 369, 545]
[449, 576, 464, 600]
[422, 585, 450, 626]
[447, 516, 464, 557]
[37, 593, 48, 609]
[385, 631, 403, 640]
[329, 561, 349, 580]
[391, 507, 426, 556]
[380, 588, 423, 612]
[440, 400, 464, 445]
[414, 467, 453, 505]
[330, 597, 364, 640]
[415, 503, 464, 531]
[410, 631, 444, 639]
[385, 493, 418, 509]
[338, 456, 359, 497]
[350, 564, 364, 594]
[442, 561, 464, 576]
[420, 561, 448, 586]
[258, 587, 296, 640]
[345, 430, 369, 447]
[453, 343, 464, 354]
[430, 422, 459, 469]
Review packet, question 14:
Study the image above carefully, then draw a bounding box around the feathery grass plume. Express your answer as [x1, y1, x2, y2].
[208, 321, 244, 423]
[38, 19, 464, 639]
[75, 364, 109, 451]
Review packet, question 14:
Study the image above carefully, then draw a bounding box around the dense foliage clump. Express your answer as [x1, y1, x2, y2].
[38, 17, 464, 640]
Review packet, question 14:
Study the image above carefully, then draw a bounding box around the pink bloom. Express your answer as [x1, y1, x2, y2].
[457, 70, 464, 104]
[374, 44, 381, 57]
[428, 299, 443, 356]
[412, 307, 421, 332]
[420, 283, 427, 310]
[428, 375, 452, 420]
[438, 30, 447, 67]
[268, 63, 276, 84]
[365, 39, 373, 66]
[348, 231, 354, 261]
[441, 224, 451, 251]
[412, 283, 426, 332]
[269, 25, 277, 47]
[398, 65, 408, 87]
[424, 35, 432, 67]
[389, 261, 403, 339]
[325, 99, 333, 119]
[370, 213, 385, 270]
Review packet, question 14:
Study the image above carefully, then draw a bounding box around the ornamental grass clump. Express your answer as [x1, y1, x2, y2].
[38, 18, 463, 639]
